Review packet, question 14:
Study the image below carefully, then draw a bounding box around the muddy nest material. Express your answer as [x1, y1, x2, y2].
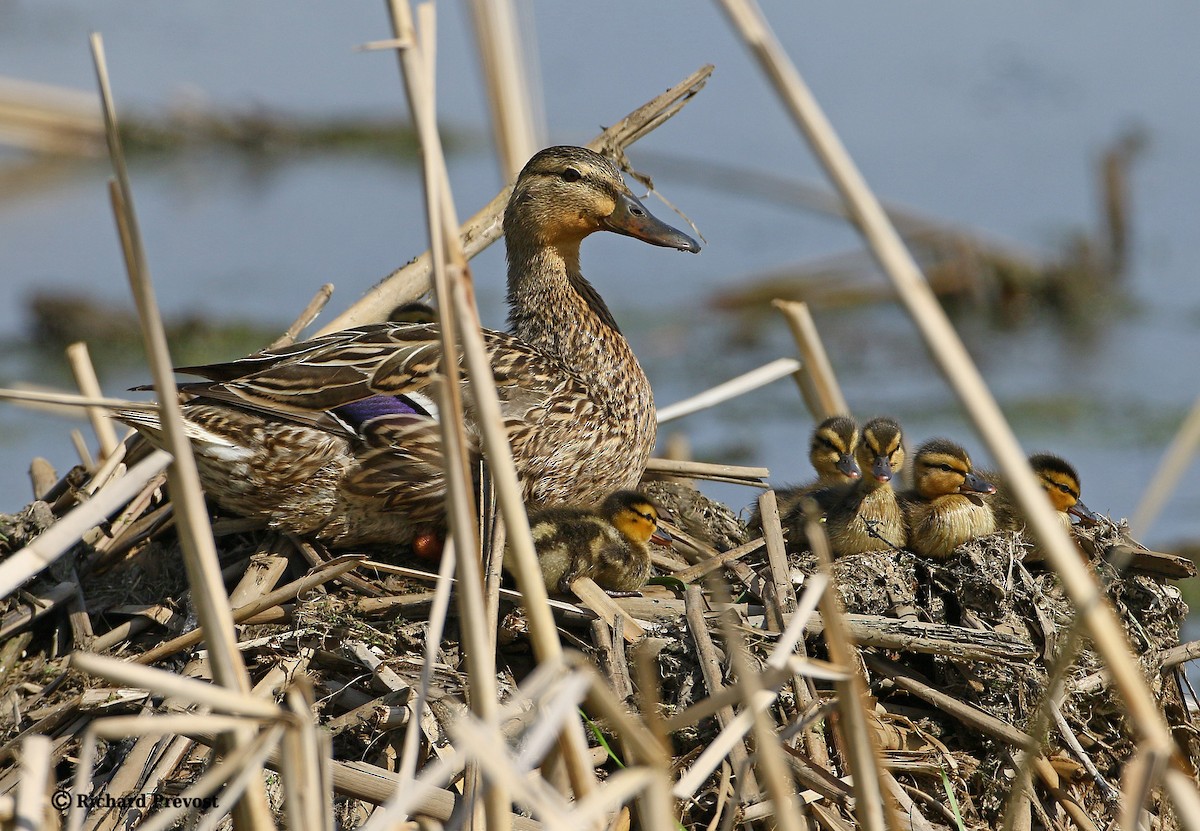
[1, 463, 1197, 831]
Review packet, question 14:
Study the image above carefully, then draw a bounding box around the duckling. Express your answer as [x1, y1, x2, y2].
[510, 490, 664, 596]
[786, 416, 907, 556]
[900, 439, 997, 560]
[990, 453, 1098, 533]
[749, 415, 860, 531]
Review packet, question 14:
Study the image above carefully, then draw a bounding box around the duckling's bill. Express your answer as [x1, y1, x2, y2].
[836, 454, 862, 479]
[601, 191, 701, 253]
[1068, 499, 1101, 523]
[961, 471, 997, 495]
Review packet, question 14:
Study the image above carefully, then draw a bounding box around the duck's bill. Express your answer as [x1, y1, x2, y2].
[602, 192, 701, 253]
[836, 455, 862, 479]
[871, 456, 893, 483]
[650, 526, 674, 547]
[1069, 500, 1101, 523]
[961, 471, 997, 495]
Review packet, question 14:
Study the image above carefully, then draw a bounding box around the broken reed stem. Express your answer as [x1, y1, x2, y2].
[65, 341, 120, 459]
[802, 505, 896, 831]
[316, 63, 713, 334]
[656, 357, 801, 423]
[89, 33, 272, 830]
[268, 282, 335, 349]
[771, 299, 848, 420]
[1131, 390, 1200, 536]
[758, 495, 831, 772]
[715, 0, 1182, 791]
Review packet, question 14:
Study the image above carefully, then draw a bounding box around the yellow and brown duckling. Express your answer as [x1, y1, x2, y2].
[990, 452, 1098, 534]
[750, 415, 860, 531]
[899, 439, 997, 561]
[785, 416, 906, 557]
[510, 490, 666, 596]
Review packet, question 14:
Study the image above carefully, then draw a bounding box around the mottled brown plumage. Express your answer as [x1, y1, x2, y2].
[784, 417, 907, 556]
[117, 147, 699, 547]
[511, 490, 661, 595]
[900, 438, 997, 560]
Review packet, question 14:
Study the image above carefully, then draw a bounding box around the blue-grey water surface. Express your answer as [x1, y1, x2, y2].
[2, 2, 1199, 565]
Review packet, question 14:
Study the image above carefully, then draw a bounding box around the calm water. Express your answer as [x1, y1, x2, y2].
[3, 2, 1200, 560]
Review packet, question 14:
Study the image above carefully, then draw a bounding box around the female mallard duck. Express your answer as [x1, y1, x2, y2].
[899, 438, 997, 560]
[784, 416, 906, 556]
[118, 147, 699, 548]
[990, 453, 1098, 533]
[749, 415, 859, 531]
[511, 490, 664, 595]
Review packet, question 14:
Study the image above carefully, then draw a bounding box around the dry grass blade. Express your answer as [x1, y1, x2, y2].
[642, 457, 769, 482]
[715, 0, 1189, 814]
[132, 554, 363, 665]
[656, 357, 801, 423]
[0, 386, 155, 412]
[268, 281, 335, 348]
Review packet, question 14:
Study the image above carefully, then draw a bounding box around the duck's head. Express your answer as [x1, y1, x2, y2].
[912, 438, 996, 499]
[1029, 453, 1097, 521]
[601, 490, 668, 546]
[505, 146, 700, 253]
[857, 417, 906, 483]
[810, 415, 861, 481]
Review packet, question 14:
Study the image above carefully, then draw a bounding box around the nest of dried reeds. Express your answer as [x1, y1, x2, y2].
[1, 470, 1195, 831]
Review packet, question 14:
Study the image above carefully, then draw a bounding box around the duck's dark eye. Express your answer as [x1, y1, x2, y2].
[561, 167, 582, 182]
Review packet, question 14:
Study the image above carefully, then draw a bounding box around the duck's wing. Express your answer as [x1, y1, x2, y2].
[176, 322, 577, 421]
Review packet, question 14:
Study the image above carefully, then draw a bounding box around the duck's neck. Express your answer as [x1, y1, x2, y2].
[507, 240, 622, 357]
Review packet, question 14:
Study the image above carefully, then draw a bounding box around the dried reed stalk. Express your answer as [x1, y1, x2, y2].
[375, 3, 509, 827]
[467, 0, 542, 178]
[0, 386, 155, 411]
[316, 63, 713, 334]
[715, 0, 1187, 813]
[656, 357, 801, 423]
[89, 33, 272, 828]
[66, 341, 120, 459]
[14, 734, 51, 831]
[1131, 390, 1200, 536]
[802, 507, 896, 831]
[771, 299, 848, 420]
[268, 282, 335, 348]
